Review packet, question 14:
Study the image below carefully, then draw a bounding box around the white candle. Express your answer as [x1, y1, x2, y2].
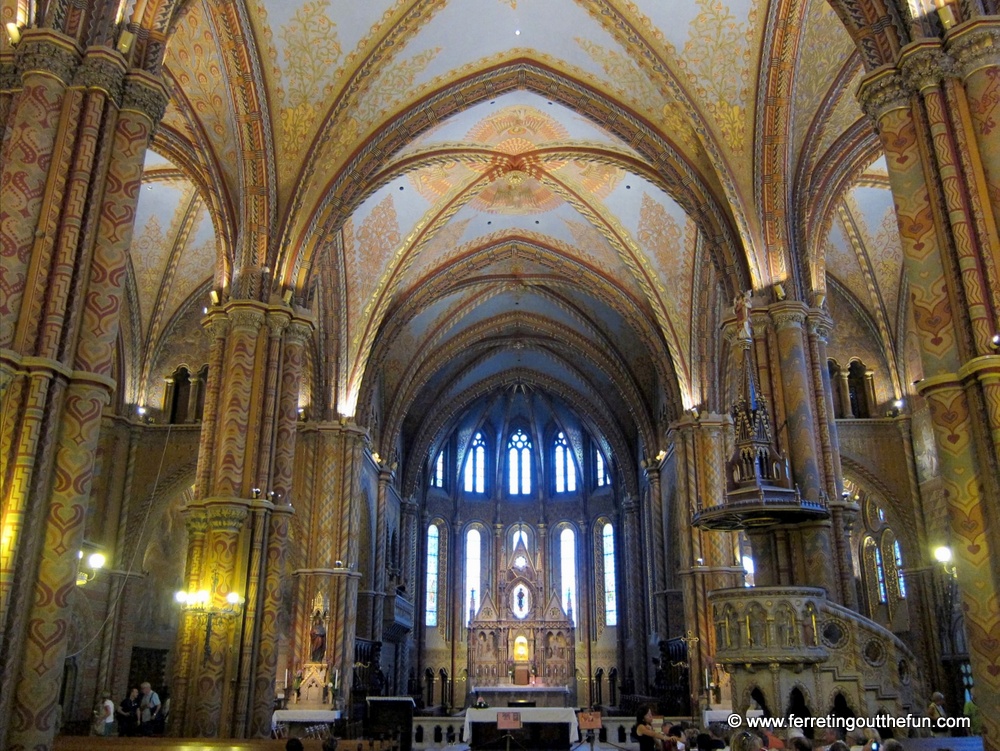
[285, 669, 288, 688]
[705, 668, 710, 685]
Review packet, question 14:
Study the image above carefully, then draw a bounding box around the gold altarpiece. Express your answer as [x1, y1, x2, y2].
[467, 535, 575, 707]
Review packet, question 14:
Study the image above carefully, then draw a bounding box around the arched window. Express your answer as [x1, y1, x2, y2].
[554, 432, 577, 493]
[873, 543, 888, 603]
[601, 523, 618, 626]
[594, 449, 611, 488]
[431, 450, 445, 488]
[508, 429, 532, 495]
[828, 360, 845, 418]
[560, 527, 577, 625]
[464, 432, 486, 493]
[893, 539, 907, 598]
[466, 528, 481, 625]
[425, 525, 440, 627]
[595, 449, 610, 487]
[848, 360, 872, 418]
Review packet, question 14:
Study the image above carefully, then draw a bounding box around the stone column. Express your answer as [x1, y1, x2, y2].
[163, 375, 177, 418]
[372, 463, 393, 644]
[769, 305, 841, 600]
[642, 457, 669, 640]
[837, 372, 853, 418]
[620, 495, 647, 691]
[300, 421, 366, 712]
[672, 412, 742, 704]
[859, 60, 1000, 742]
[187, 371, 203, 422]
[0, 34, 166, 749]
[808, 313, 858, 610]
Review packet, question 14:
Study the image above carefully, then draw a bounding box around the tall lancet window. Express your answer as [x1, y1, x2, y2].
[466, 528, 481, 625]
[554, 432, 577, 493]
[425, 524, 440, 627]
[431, 450, 445, 488]
[560, 527, 577, 625]
[464, 432, 486, 493]
[602, 523, 618, 626]
[893, 539, 907, 598]
[595, 449, 610, 487]
[508, 429, 532, 495]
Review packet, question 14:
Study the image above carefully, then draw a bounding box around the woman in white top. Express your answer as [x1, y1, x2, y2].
[97, 692, 115, 736]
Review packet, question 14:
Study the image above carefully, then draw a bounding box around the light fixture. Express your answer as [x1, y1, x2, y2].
[282, 288, 294, 305]
[371, 452, 381, 464]
[175, 571, 244, 664]
[209, 289, 220, 305]
[77, 549, 107, 585]
[933, 546, 952, 564]
[937, 2, 956, 30]
[7, 21, 21, 47]
[6, 22, 22, 46]
[991, 333, 1000, 351]
[116, 29, 135, 54]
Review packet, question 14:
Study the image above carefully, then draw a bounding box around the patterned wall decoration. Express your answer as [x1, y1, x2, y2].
[678, 0, 758, 158]
[637, 193, 696, 365]
[166, 2, 240, 197]
[791, 1, 858, 165]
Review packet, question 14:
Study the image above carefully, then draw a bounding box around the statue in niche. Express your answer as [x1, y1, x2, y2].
[310, 610, 327, 662]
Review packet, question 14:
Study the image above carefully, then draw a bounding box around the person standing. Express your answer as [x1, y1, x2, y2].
[964, 690, 981, 736]
[94, 692, 115, 736]
[117, 687, 140, 736]
[927, 691, 948, 737]
[138, 681, 162, 736]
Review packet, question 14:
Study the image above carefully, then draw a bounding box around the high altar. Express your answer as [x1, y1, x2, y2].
[467, 534, 576, 708]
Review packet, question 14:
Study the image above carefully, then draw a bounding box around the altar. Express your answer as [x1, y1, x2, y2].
[471, 684, 571, 708]
[464, 707, 579, 750]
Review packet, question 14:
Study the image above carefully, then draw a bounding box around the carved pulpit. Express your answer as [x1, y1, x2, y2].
[467, 532, 575, 706]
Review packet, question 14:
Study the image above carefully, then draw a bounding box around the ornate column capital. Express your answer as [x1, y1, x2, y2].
[228, 306, 266, 335]
[121, 69, 169, 125]
[184, 509, 210, 537]
[948, 20, 1000, 78]
[266, 311, 291, 338]
[900, 42, 959, 93]
[857, 68, 911, 123]
[772, 308, 807, 331]
[807, 311, 834, 341]
[14, 30, 80, 85]
[208, 503, 250, 533]
[285, 319, 314, 346]
[204, 313, 230, 340]
[72, 48, 126, 101]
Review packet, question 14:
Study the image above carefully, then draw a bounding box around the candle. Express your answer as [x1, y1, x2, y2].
[285, 669, 288, 688]
[705, 668, 710, 685]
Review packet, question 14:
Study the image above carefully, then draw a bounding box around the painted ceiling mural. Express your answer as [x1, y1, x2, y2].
[128, 0, 910, 467]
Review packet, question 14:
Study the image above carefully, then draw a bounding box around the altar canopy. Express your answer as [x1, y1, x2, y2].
[467, 533, 576, 703]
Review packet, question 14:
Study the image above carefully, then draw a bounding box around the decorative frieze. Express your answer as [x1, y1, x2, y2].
[15, 35, 80, 85]
[122, 71, 168, 125]
[73, 51, 126, 102]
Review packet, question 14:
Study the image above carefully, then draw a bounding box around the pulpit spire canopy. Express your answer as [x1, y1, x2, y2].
[693, 294, 828, 531]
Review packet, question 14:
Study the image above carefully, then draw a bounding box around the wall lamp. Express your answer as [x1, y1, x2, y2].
[933, 545, 955, 574]
[175, 573, 244, 664]
[77, 549, 107, 586]
[5, 22, 23, 46]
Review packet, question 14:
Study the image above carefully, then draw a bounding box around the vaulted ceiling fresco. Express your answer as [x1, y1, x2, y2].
[121, 0, 911, 470]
